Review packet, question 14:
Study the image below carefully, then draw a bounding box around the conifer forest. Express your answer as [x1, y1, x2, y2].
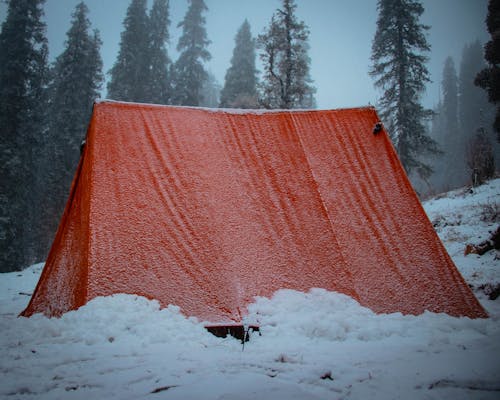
[0, 0, 498, 272]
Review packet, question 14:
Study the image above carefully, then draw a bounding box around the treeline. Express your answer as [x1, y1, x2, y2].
[369, 0, 499, 196]
[0, 0, 315, 272]
[1, 0, 499, 272]
[104, 0, 315, 109]
[426, 40, 498, 194]
[0, 1, 103, 272]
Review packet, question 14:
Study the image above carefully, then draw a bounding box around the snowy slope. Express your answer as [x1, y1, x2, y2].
[0, 180, 499, 400]
[424, 179, 499, 296]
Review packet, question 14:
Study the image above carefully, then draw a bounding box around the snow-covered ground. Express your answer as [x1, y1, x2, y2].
[1, 180, 499, 400]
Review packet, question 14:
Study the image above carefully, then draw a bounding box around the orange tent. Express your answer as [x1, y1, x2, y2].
[22, 101, 487, 321]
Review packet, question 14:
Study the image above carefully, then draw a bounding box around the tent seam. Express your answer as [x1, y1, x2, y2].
[288, 112, 359, 301]
[83, 103, 98, 305]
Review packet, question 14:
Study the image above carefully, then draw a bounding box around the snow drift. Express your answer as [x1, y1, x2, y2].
[2, 180, 499, 399]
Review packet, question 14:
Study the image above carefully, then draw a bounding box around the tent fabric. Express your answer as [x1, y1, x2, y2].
[21, 101, 487, 321]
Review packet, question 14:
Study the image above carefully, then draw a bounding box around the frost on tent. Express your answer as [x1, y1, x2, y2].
[21, 101, 487, 323]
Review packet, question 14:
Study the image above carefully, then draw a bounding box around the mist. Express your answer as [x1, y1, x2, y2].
[0, 0, 490, 109]
[0, 0, 496, 271]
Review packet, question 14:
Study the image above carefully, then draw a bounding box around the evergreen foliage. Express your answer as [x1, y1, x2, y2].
[370, 0, 439, 179]
[257, 0, 315, 109]
[148, 0, 172, 104]
[172, 0, 211, 106]
[475, 0, 500, 141]
[44, 1, 103, 252]
[428, 43, 497, 193]
[475, 0, 500, 142]
[458, 41, 497, 185]
[200, 71, 221, 108]
[220, 20, 258, 109]
[442, 57, 459, 137]
[459, 41, 492, 142]
[0, 0, 49, 272]
[107, 0, 150, 102]
[440, 57, 462, 186]
[467, 129, 495, 186]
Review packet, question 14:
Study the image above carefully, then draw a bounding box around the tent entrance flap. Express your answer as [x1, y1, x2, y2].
[205, 325, 261, 342]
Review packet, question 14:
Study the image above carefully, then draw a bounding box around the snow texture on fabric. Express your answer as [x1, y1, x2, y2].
[22, 102, 486, 321]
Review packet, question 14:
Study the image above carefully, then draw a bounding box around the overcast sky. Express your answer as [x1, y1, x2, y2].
[0, 0, 490, 109]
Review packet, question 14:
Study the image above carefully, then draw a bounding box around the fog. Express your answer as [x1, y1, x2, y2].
[0, 0, 490, 109]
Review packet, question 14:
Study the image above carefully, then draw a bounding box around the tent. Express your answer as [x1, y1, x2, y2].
[22, 101, 487, 322]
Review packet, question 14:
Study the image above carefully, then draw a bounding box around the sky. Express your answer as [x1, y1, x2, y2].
[0, 0, 490, 109]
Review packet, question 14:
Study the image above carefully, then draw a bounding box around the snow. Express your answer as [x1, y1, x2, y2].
[424, 179, 500, 290]
[1, 180, 499, 399]
[96, 98, 374, 115]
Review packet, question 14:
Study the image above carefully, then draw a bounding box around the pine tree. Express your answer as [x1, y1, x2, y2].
[200, 71, 221, 108]
[440, 56, 462, 186]
[458, 41, 497, 184]
[427, 59, 459, 193]
[148, 0, 171, 104]
[257, 0, 315, 109]
[459, 41, 495, 148]
[459, 41, 490, 136]
[0, 0, 49, 272]
[44, 1, 103, 252]
[107, 0, 150, 102]
[220, 20, 258, 109]
[475, 0, 500, 141]
[172, 0, 211, 106]
[370, 0, 439, 179]
[467, 128, 495, 186]
[442, 57, 459, 138]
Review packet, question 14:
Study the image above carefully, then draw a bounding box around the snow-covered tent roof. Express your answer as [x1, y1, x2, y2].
[21, 101, 487, 321]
